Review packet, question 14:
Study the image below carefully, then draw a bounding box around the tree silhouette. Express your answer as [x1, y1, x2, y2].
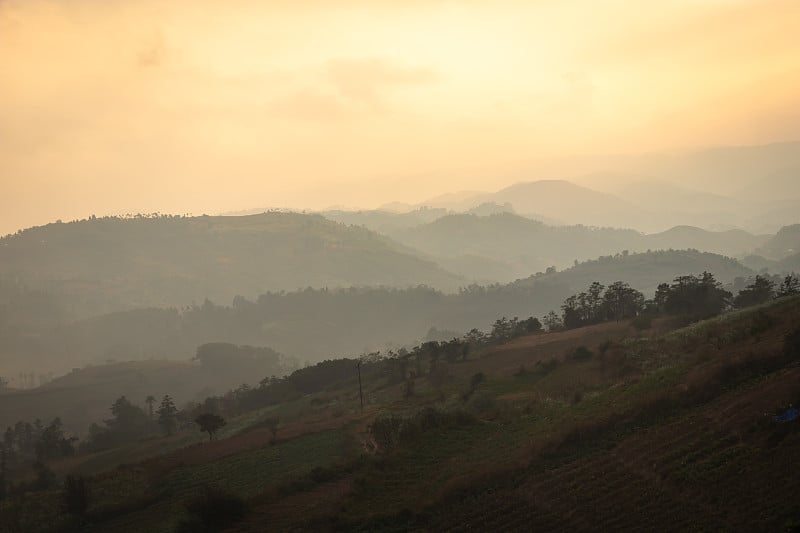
[734, 275, 775, 308]
[145, 395, 156, 420]
[157, 395, 178, 435]
[195, 413, 226, 441]
[777, 274, 800, 298]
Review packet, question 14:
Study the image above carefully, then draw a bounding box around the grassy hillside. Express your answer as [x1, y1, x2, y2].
[3, 295, 798, 532]
[0, 212, 462, 312]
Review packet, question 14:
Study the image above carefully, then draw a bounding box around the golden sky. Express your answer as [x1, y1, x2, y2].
[1, 0, 799, 234]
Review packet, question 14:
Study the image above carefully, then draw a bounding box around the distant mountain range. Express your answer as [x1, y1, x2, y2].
[388, 142, 800, 233]
[314, 211, 772, 282]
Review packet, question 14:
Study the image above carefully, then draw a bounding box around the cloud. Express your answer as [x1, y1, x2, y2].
[137, 29, 165, 68]
[326, 57, 436, 105]
[267, 57, 437, 120]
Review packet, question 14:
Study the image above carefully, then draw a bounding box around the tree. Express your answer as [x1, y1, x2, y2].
[603, 281, 644, 321]
[145, 395, 156, 420]
[0, 377, 8, 390]
[777, 273, 800, 298]
[663, 272, 731, 320]
[195, 413, 226, 441]
[107, 396, 150, 438]
[543, 310, 563, 331]
[157, 395, 178, 435]
[733, 275, 775, 308]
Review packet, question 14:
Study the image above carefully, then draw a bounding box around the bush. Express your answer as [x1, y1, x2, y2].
[570, 346, 593, 361]
[535, 358, 560, 375]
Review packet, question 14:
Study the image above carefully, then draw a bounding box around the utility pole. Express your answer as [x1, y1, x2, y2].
[357, 359, 364, 412]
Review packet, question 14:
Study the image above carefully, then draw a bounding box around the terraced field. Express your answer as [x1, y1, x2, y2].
[425, 366, 800, 531]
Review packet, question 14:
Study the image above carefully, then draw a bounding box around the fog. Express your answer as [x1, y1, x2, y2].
[1, 2, 800, 530]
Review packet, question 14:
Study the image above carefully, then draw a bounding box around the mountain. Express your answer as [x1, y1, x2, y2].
[755, 224, 800, 259]
[513, 249, 755, 295]
[644, 226, 768, 256]
[391, 213, 641, 281]
[0, 212, 463, 313]
[418, 189, 488, 210]
[389, 212, 765, 282]
[317, 207, 449, 235]
[480, 179, 652, 230]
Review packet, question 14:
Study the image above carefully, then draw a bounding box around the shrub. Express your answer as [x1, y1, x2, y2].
[535, 358, 560, 375]
[570, 346, 593, 361]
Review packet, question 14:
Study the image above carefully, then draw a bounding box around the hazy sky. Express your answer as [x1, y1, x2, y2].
[1, 0, 799, 234]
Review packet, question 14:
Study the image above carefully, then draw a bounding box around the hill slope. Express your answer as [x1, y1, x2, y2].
[0, 212, 463, 313]
[5, 296, 799, 531]
[390, 213, 766, 282]
[514, 249, 755, 294]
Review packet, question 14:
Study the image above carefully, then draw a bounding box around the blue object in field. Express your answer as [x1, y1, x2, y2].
[774, 407, 799, 422]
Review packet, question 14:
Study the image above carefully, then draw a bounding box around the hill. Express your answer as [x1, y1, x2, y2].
[514, 249, 755, 294]
[391, 213, 764, 282]
[4, 295, 799, 531]
[0, 346, 292, 434]
[316, 207, 449, 235]
[756, 224, 800, 259]
[391, 213, 640, 281]
[0, 212, 463, 313]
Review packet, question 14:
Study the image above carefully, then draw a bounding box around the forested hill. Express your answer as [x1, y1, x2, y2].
[512, 249, 755, 294]
[0, 213, 463, 313]
[389, 213, 766, 282]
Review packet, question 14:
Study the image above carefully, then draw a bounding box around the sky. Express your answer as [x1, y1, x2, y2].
[1, 0, 799, 235]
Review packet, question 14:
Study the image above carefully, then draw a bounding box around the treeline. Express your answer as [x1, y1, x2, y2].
[183, 313, 543, 422]
[1, 283, 569, 378]
[1, 418, 77, 498]
[549, 272, 800, 331]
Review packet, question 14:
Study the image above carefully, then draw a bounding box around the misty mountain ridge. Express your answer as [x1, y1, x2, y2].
[379, 212, 770, 282]
[1, 246, 761, 380]
[0, 212, 463, 314]
[378, 142, 800, 233]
